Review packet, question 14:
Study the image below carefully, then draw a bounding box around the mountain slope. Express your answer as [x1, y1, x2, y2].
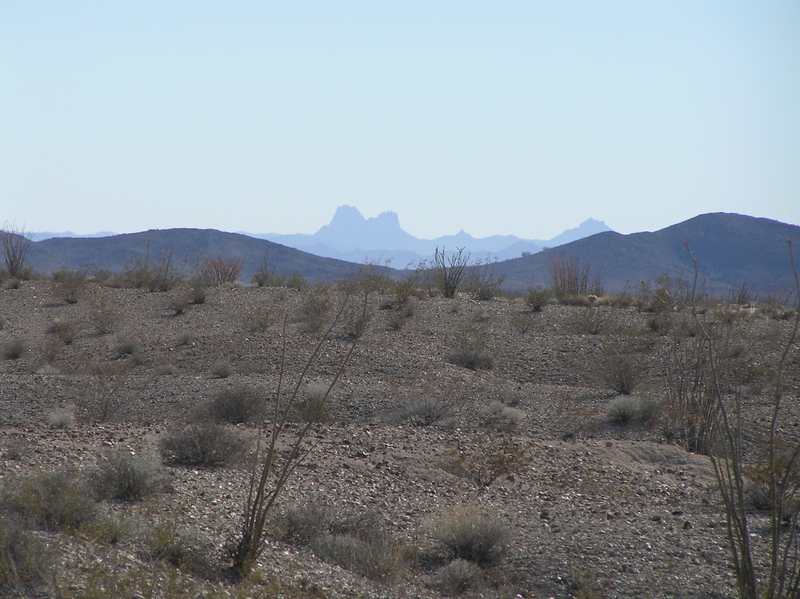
[495, 213, 800, 294]
[26, 229, 368, 283]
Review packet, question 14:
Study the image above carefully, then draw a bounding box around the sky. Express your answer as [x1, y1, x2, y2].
[2, 2, 799, 241]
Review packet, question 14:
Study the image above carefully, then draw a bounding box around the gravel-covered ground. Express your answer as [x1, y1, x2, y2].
[1, 280, 798, 598]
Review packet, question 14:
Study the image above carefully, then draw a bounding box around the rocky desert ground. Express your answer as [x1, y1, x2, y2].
[1, 273, 799, 598]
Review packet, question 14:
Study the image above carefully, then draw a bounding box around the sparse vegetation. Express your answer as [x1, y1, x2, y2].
[1, 338, 26, 360]
[430, 506, 509, 568]
[421, 247, 470, 299]
[0, 516, 53, 596]
[89, 449, 168, 502]
[53, 267, 87, 303]
[1, 222, 32, 279]
[210, 360, 232, 378]
[446, 324, 494, 370]
[0, 469, 97, 533]
[204, 254, 244, 285]
[197, 387, 265, 424]
[525, 284, 550, 312]
[388, 396, 455, 427]
[160, 423, 248, 468]
[599, 343, 645, 395]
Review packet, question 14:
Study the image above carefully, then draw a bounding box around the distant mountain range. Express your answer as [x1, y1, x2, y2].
[21, 213, 800, 295]
[243, 205, 612, 264]
[493, 213, 800, 294]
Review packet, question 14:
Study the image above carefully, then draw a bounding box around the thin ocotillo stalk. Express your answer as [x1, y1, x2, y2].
[767, 241, 800, 599]
[234, 292, 366, 575]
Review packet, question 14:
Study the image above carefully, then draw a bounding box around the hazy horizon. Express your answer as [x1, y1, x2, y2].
[3, 3, 799, 239]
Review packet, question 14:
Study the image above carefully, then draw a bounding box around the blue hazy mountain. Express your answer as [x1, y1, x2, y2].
[246, 205, 612, 265]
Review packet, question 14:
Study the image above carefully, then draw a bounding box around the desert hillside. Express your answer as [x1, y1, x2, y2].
[1, 275, 799, 598]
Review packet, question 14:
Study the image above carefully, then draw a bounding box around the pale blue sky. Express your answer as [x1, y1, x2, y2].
[2, 2, 799, 240]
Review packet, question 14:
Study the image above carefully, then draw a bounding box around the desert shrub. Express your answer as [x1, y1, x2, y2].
[186, 272, 211, 304]
[0, 470, 97, 533]
[242, 305, 276, 332]
[204, 254, 243, 285]
[606, 396, 639, 424]
[1, 339, 25, 360]
[445, 325, 493, 370]
[1, 223, 32, 279]
[342, 298, 371, 339]
[430, 506, 509, 568]
[47, 320, 78, 345]
[466, 259, 505, 301]
[160, 423, 248, 468]
[210, 361, 232, 378]
[1, 441, 27, 461]
[52, 268, 87, 304]
[198, 387, 265, 424]
[550, 254, 590, 299]
[165, 290, 192, 316]
[509, 312, 535, 336]
[0, 316, 5, 330]
[389, 396, 455, 427]
[479, 401, 525, 431]
[176, 332, 193, 346]
[387, 303, 415, 330]
[426, 247, 470, 298]
[296, 290, 331, 333]
[287, 383, 332, 423]
[599, 345, 645, 395]
[569, 306, 613, 335]
[143, 521, 212, 576]
[45, 409, 74, 429]
[276, 502, 331, 545]
[75, 362, 128, 423]
[122, 251, 180, 292]
[113, 337, 139, 359]
[433, 559, 481, 596]
[252, 267, 285, 288]
[87, 299, 118, 335]
[392, 272, 420, 305]
[0, 516, 53, 596]
[286, 271, 308, 289]
[443, 435, 531, 487]
[89, 449, 168, 502]
[278, 504, 406, 582]
[525, 284, 550, 312]
[349, 258, 393, 295]
[312, 531, 404, 582]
